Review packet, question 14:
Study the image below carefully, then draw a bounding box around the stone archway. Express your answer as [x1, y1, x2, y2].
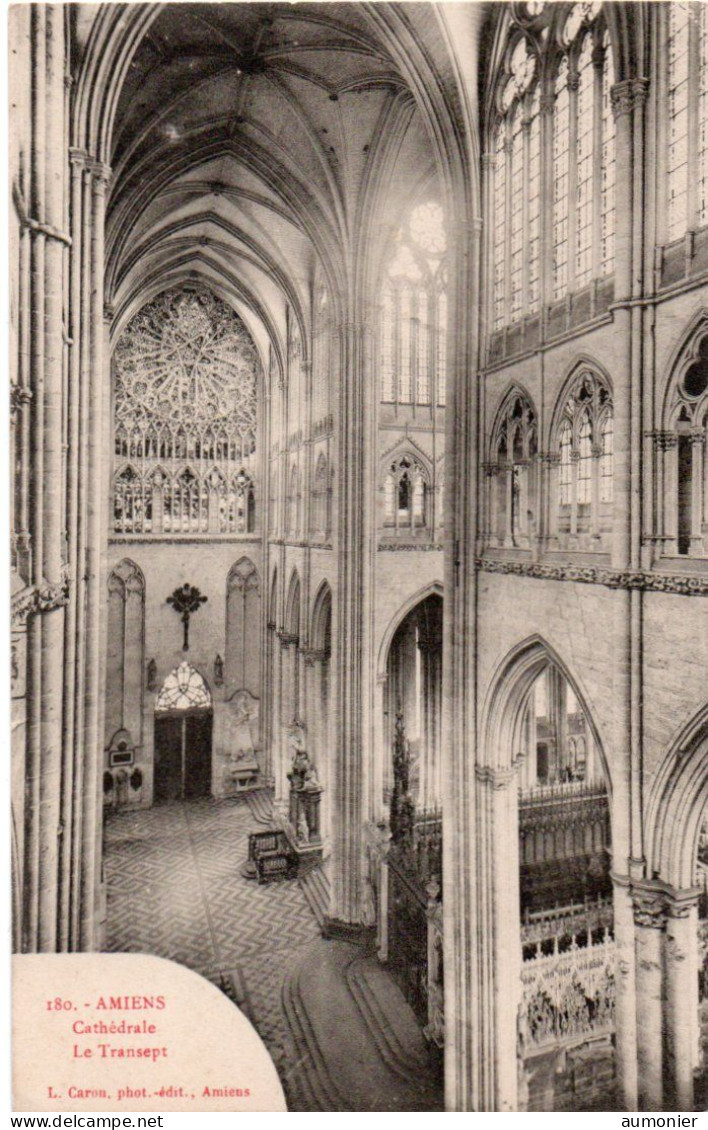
[641, 705, 708, 1110]
[479, 636, 613, 1113]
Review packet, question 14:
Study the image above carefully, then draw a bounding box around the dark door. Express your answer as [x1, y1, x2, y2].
[154, 715, 183, 802]
[184, 712, 212, 799]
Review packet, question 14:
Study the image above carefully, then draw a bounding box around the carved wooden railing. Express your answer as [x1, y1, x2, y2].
[521, 895, 614, 950]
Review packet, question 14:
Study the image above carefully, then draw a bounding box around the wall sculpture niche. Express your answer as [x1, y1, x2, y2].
[225, 557, 261, 700]
[105, 559, 145, 751]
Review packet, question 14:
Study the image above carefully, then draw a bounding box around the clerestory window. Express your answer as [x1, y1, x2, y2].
[490, 3, 615, 331]
[380, 202, 447, 408]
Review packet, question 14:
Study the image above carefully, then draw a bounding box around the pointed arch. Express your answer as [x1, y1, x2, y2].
[481, 634, 610, 788]
[105, 559, 145, 750]
[311, 581, 333, 654]
[285, 569, 301, 639]
[378, 581, 444, 678]
[549, 356, 614, 447]
[646, 702, 708, 890]
[226, 557, 261, 699]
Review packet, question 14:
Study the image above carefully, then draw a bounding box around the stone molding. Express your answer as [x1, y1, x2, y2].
[12, 575, 70, 626]
[630, 881, 700, 928]
[378, 542, 443, 552]
[477, 556, 708, 595]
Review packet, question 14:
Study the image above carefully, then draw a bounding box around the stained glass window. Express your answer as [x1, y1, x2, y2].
[528, 88, 542, 310]
[575, 35, 595, 288]
[668, 3, 690, 242]
[491, 4, 615, 326]
[155, 662, 212, 712]
[493, 122, 508, 329]
[600, 30, 616, 275]
[112, 285, 259, 536]
[553, 59, 571, 300]
[665, 2, 708, 240]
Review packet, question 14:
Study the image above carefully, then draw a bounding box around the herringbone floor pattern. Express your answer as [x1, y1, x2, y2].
[103, 796, 321, 1104]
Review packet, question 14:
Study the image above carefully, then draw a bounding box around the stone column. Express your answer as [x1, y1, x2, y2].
[632, 884, 667, 1111]
[660, 434, 679, 555]
[477, 764, 522, 1112]
[79, 158, 110, 951]
[443, 216, 481, 1112]
[22, 4, 70, 953]
[664, 887, 701, 1111]
[612, 873, 639, 1109]
[689, 432, 705, 556]
[329, 319, 375, 928]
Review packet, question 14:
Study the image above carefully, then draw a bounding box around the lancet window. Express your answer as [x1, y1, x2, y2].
[380, 202, 447, 408]
[490, 3, 615, 330]
[664, 3, 708, 244]
[553, 369, 613, 549]
[488, 392, 538, 548]
[112, 285, 259, 536]
[382, 454, 429, 534]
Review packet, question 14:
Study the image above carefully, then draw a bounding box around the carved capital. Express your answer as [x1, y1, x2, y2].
[611, 78, 649, 119]
[650, 430, 679, 452]
[301, 647, 327, 667]
[631, 885, 667, 929]
[476, 763, 517, 790]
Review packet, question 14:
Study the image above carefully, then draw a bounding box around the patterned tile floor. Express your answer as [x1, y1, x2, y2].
[103, 797, 321, 1106]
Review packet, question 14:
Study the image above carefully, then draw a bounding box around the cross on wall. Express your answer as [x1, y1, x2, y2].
[166, 583, 208, 651]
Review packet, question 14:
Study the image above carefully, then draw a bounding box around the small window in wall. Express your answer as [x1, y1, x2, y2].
[382, 454, 429, 534]
[553, 370, 613, 550]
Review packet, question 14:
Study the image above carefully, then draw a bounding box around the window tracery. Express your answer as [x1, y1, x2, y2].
[112, 285, 259, 536]
[658, 326, 708, 557]
[155, 662, 212, 712]
[490, 3, 615, 330]
[553, 370, 613, 549]
[382, 454, 429, 534]
[380, 202, 447, 408]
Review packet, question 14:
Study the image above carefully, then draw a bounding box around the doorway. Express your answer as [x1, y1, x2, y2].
[153, 661, 213, 803]
[154, 711, 213, 801]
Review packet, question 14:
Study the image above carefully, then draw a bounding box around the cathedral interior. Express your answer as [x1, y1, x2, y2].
[9, 0, 708, 1113]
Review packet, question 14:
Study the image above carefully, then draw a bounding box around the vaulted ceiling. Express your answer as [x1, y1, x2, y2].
[89, 3, 484, 372]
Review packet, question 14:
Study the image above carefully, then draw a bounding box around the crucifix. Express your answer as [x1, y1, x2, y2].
[166, 583, 208, 651]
